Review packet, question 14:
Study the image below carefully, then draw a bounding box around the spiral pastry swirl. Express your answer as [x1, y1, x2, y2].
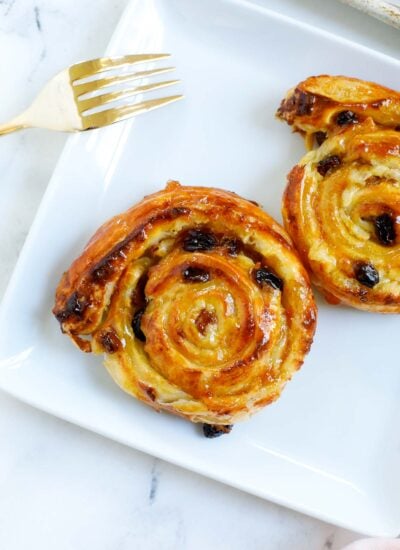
[283, 119, 400, 312]
[277, 75, 400, 148]
[53, 182, 316, 432]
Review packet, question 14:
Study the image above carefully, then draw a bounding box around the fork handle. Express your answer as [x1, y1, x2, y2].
[0, 114, 29, 135]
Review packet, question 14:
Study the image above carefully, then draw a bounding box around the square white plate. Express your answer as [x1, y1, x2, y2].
[1, 0, 400, 536]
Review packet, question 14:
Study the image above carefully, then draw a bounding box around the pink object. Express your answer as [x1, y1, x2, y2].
[342, 539, 400, 550]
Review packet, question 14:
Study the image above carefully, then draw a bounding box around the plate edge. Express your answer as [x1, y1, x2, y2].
[1, 0, 399, 537]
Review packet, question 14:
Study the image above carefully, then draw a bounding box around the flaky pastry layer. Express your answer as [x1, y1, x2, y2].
[277, 75, 400, 148]
[283, 120, 400, 312]
[53, 182, 316, 426]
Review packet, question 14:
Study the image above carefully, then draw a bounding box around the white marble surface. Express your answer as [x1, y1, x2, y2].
[1, 1, 400, 548]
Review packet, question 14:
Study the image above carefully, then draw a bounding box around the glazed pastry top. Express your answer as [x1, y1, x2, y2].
[53, 182, 316, 425]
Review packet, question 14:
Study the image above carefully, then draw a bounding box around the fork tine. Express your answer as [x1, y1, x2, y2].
[78, 80, 180, 113]
[73, 67, 176, 97]
[82, 95, 184, 129]
[70, 54, 171, 82]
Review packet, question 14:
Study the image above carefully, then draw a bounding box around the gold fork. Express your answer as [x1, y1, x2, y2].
[0, 54, 182, 135]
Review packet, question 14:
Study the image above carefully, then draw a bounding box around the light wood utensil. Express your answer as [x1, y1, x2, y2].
[338, 0, 400, 29]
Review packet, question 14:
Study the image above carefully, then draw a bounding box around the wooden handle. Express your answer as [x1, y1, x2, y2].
[338, 0, 400, 29]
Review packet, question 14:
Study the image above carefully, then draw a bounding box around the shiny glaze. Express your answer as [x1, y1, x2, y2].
[277, 75, 400, 143]
[282, 120, 400, 312]
[53, 182, 316, 425]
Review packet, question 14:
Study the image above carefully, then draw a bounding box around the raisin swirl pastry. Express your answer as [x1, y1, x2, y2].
[277, 75, 400, 148]
[53, 181, 316, 435]
[283, 119, 400, 312]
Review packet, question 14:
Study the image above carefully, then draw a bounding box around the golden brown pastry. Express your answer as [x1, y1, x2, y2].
[53, 181, 316, 436]
[277, 75, 400, 148]
[282, 119, 400, 312]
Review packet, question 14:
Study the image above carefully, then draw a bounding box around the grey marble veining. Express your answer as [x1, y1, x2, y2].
[1, 1, 400, 548]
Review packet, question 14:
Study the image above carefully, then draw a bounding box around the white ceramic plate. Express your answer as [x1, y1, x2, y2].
[1, 0, 400, 536]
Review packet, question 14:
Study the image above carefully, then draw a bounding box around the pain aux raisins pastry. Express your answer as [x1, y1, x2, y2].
[53, 181, 316, 436]
[277, 75, 400, 149]
[278, 75, 400, 312]
[282, 118, 400, 312]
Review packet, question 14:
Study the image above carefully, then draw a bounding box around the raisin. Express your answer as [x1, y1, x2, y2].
[183, 267, 210, 283]
[202, 424, 233, 438]
[222, 237, 241, 256]
[67, 293, 84, 315]
[374, 213, 396, 246]
[183, 230, 217, 252]
[317, 155, 341, 176]
[296, 91, 315, 116]
[336, 110, 358, 126]
[253, 267, 283, 291]
[55, 292, 87, 322]
[100, 329, 121, 353]
[130, 273, 148, 310]
[132, 309, 146, 342]
[143, 385, 156, 401]
[315, 131, 327, 146]
[354, 262, 379, 288]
